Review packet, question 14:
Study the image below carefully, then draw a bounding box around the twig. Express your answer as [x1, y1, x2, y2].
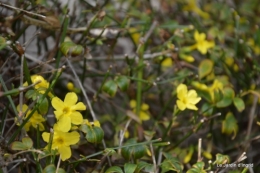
[55, 156, 61, 173]
[246, 95, 258, 140]
[0, 3, 46, 19]
[150, 143, 157, 173]
[136, 20, 158, 54]
[18, 53, 25, 121]
[197, 138, 202, 162]
[118, 119, 132, 154]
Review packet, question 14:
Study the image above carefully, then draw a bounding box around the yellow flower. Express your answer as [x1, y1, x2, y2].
[183, 0, 210, 19]
[16, 104, 45, 131]
[24, 75, 49, 94]
[176, 84, 201, 111]
[161, 57, 173, 68]
[83, 119, 101, 127]
[52, 92, 86, 132]
[130, 100, 150, 121]
[179, 54, 195, 62]
[42, 125, 80, 161]
[208, 79, 223, 101]
[129, 27, 141, 45]
[67, 82, 75, 91]
[192, 31, 215, 54]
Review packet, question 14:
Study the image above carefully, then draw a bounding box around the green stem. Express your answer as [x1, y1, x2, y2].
[55, 15, 69, 69]
[70, 138, 162, 164]
[0, 75, 18, 116]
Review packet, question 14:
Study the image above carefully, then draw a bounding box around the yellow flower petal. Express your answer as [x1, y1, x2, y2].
[57, 116, 71, 132]
[59, 145, 71, 161]
[140, 111, 150, 121]
[71, 102, 86, 111]
[64, 92, 78, 106]
[54, 110, 63, 120]
[42, 132, 50, 142]
[186, 104, 198, 110]
[70, 111, 83, 125]
[177, 84, 187, 100]
[177, 100, 186, 111]
[52, 97, 65, 111]
[130, 100, 137, 108]
[63, 131, 80, 146]
[141, 103, 149, 111]
[24, 122, 31, 131]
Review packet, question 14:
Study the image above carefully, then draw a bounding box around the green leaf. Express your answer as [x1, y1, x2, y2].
[60, 41, 83, 57]
[121, 138, 147, 161]
[103, 148, 116, 156]
[213, 153, 230, 165]
[124, 163, 137, 173]
[11, 137, 33, 150]
[160, 158, 183, 173]
[187, 162, 207, 173]
[84, 125, 104, 144]
[25, 90, 38, 100]
[201, 102, 214, 116]
[233, 97, 245, 112]
[0, 36, 7, 50]
[198, 59, 214, 79]
[222, 112, 238, 138]
[223, 87, 235, 99]
[105, 166, 123, 173]
[22, 137, 33, 149]
[43, 164, 66, 173]
[135, 161, 153, 173]
[115, 76, 129, 91]
[10, 141, 28, 150]
[216, 97, 232, 108]
[38, 95, 49, 115]
[102, 80, 118, 97]
[160, 152, 183, 173]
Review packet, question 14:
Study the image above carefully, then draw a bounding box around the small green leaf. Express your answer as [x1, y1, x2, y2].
[201, 103, 214, 116]
[222, 112, 238, 138]
[102, 80, 118, 97]
[136, 162, 150, 173]
[124, 163, 137, 173]
[223, 87, 235, 99]
[115, 76, 129, 91]
[216, 97, 232, 108]
[60, 41, 83, 57]
[38, 96, 49, 115]
[103, 148, 116, 156]
[11, 137, 33, 150]
[160, 158, 183, 173]
[105, 166, 124, 173]
[187, 162, 206, 173]
[85, 125, 104, 144]
[198, 59, 214, 79]
[43, 164, 66, 173]
[0, 36, 7, 50]
[233, 97, 245, 112]
[25, 90, 38, 100]
[22, 137, 33, 149]
[10, 141, 27, 150]
[213, 153, 230, 165]
[121, 138, 147, 161]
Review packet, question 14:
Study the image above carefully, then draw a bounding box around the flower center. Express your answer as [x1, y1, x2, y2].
[182, 97, 188, 105]
[63, 107, 70, 115]
[57, 137, 64, 145]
